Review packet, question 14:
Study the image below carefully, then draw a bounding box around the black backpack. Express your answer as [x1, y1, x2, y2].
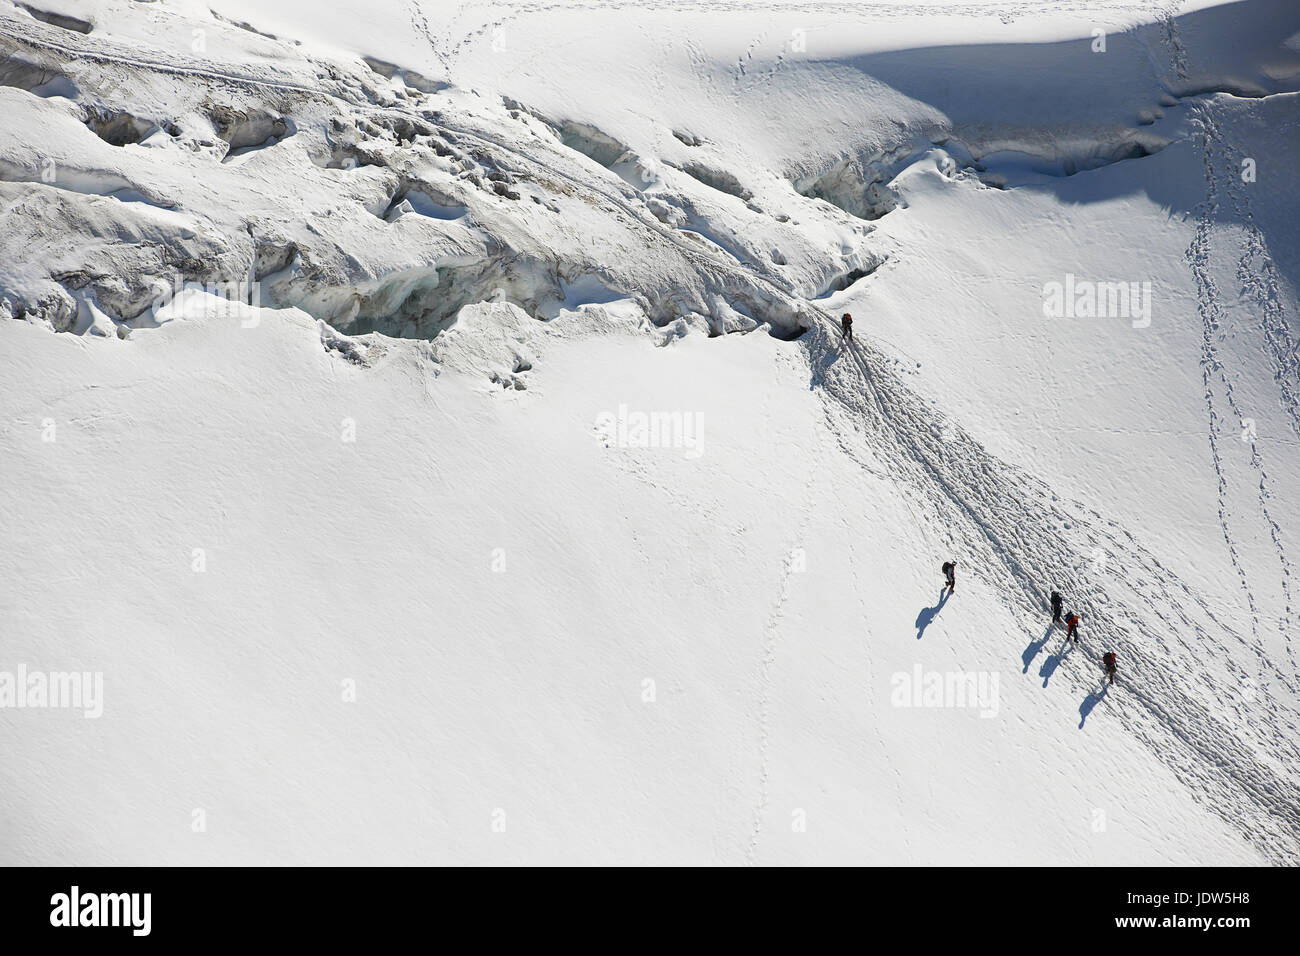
[941, 562, 953, 575]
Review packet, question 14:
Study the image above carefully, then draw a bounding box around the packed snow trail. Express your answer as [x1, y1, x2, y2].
[796, 308, 1300, 864]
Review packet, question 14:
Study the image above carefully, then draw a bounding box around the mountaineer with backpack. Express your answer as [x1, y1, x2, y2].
[1050, 590, 1063, 624]
[941, 560, 956, 595]
[1103, 651, 1117, 685]
[1064, 611, 1081, 644]
[841, 312, 853, 342]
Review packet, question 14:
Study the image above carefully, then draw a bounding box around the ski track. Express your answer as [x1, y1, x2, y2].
[1158, 12, 1297, 686]
[745, 364, 824, 865]
[1209, 107, 1300, 679]
[1186, 120, 1265, 678]
[1159, 21, 1263, 685]
[1191, 101, 1298, 684]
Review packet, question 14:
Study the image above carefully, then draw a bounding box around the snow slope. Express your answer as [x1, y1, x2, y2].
[2, 0, 1298, 864]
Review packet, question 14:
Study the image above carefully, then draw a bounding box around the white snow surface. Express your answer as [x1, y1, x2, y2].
[2, 0, 1299, 864]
